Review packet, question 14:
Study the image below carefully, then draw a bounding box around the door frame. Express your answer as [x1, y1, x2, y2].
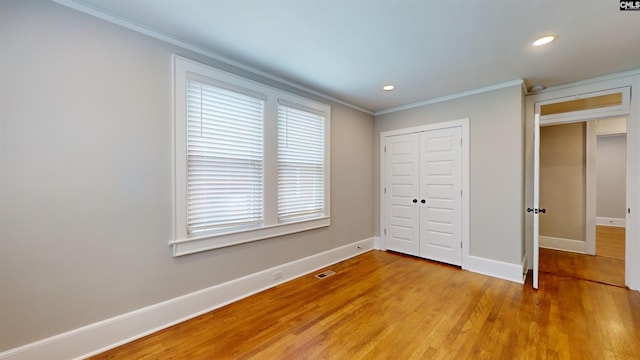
[379, 118, 469, 268]
[525, 74, 640, 291]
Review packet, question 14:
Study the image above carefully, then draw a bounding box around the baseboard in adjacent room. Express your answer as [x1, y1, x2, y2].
[596, 217, 626, 227]
[0, 237, 376, 360]
[539, 236, 586, 254]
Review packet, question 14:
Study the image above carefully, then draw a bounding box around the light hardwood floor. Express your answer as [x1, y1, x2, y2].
[538, 225, 626, 287]
[596, 225, 625, 259]
[89, 251, 640, 359]
[539, 248, 625, 287]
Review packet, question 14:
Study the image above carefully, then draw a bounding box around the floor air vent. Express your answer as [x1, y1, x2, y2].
[315, 270, 336, 279]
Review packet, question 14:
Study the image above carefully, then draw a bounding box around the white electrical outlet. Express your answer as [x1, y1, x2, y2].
[273, 270, 282, 280]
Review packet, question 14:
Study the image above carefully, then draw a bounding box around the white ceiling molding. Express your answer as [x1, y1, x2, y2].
[51, 0, 640, 114]
[529, 68, 640, 96]
[375, 80, 525, 116]
[52, 0, 374, 115]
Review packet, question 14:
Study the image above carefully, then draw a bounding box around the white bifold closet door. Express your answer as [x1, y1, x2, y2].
[385, 127, 462, 266]
[385, 133, 421, 255]
[419, 127, 462, 265]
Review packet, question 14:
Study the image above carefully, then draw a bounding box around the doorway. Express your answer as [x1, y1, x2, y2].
[537, 117, 626, 286]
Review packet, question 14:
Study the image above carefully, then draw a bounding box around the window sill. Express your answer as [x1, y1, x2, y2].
[170, 216, 330, 256]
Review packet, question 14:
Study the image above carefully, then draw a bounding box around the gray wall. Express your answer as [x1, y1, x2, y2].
[597, 135, 627, 218]
[375, 85, 524, 264]
[539, 123, 586, 241]
[0, 1, 375, 350]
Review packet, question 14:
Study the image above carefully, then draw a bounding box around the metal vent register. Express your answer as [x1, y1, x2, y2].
[314, 270, 336, 279]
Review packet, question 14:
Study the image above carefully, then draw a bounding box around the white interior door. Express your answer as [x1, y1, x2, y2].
[419, 127, 462, 265]
[532, 113, 541, 289]
[384, 133, 420, 256]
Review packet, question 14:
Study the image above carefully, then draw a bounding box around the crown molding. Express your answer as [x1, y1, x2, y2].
[528, 68, 640, 96]
[51, 0, 374, 115]
[375, 79, 525, 116]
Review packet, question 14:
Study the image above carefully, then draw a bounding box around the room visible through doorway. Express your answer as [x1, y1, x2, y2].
[538, 117, 626, 286]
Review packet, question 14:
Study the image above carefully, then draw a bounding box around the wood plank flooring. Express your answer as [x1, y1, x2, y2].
[596, 225, 625, 259]
[89, 251, 640, 359]
[539, 248, 625, 287]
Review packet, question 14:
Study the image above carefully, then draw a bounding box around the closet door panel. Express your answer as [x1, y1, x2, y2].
[419, 127, 462, 265]
[384, 133, 420, 256]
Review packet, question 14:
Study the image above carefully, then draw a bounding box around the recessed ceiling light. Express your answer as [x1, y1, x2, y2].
[383, 85, 395, 91]
[532, 35, 557, 47]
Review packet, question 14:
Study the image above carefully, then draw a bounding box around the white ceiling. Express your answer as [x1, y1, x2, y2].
[59, 0, 640, 113]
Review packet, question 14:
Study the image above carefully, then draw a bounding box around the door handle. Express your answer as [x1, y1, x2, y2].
[421, 199, 426, 204]
[412, 199, 418, 203]
[527, 208, 546, 214]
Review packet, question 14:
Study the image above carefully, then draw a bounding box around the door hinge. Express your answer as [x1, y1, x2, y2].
[384, 228, 387, 235]
[384, 146, 387, 153]
[460, 138, 462, 146]
[628, 208, 631, 214]
[460, 189, 462, 197]
[384, 187, 387, 194]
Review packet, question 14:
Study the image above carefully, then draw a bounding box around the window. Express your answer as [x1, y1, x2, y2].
[172, 55, 330, 256]
[536, 87, 631, 123]
[278, 103, 326, 222]
[186, 79, 265, 234]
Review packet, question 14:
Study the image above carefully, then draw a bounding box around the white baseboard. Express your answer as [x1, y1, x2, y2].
[539, 236, 586, 254]
[373, 236, 383, 250]
[596, 217, 626, 227]
[0, 237, 376, 360]
[464, 255, 525, 284]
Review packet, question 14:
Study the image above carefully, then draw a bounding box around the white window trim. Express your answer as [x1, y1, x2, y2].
[171, 55, 330, 256]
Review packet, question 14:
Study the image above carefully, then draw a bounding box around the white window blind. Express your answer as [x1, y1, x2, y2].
[186, 79, 264, 234]
[278, 104, 325, 221]
[173, 56, 330, 256]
